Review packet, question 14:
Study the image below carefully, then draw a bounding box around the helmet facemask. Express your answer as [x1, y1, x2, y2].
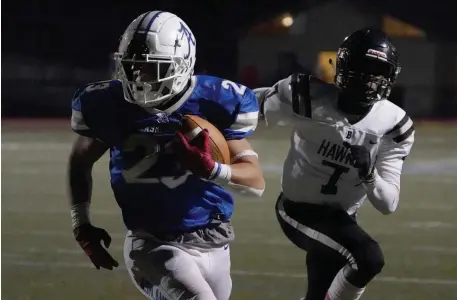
[336, 48, 401, 108]
[114, 34, 192, 108]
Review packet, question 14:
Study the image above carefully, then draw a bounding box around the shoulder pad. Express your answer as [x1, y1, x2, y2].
[289, 74, 337, 118]
[193, 75, 259, 140]
[79, 80, 121, 99]
[71, 80, 122, 135]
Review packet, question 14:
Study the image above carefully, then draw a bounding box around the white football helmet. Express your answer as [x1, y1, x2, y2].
[114, 11, 196, 107]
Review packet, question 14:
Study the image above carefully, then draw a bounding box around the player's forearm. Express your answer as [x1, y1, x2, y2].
[67, 136, 108, 228]
[230, 162, 265, 190]
[220, 139, 265, 197]
[67, 158, 94, 227]
[228, 162, 265, 197]
[68, 163, 93, 205]
[212, 161, 265, 197]
[363, 170, 400, 215]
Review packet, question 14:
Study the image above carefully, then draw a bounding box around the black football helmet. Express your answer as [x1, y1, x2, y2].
[335, 28, 401, 114]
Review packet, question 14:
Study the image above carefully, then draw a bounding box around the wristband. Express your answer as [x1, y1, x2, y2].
[209, 162, 232, 184]
[362, 168, 377, 184]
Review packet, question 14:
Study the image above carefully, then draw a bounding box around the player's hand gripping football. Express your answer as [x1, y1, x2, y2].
[343, 142, 375, 182]
[73, 224, 119, 270]
[173, 129, 216, 179]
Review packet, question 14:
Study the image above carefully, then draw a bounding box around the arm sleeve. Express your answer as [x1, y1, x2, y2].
[223, 88, 259, 140]
[364, 115, 415, 214]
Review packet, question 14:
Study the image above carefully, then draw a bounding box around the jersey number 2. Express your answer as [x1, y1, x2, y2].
[121, 134, 191, 189]
[320, 160, 350, 195]
[222, 80, 246, 95]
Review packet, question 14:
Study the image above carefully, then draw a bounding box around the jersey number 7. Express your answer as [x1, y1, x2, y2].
[320, 160, 350, 195]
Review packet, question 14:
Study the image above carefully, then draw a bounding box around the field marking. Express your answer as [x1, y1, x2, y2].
[2, 259, 457, 286]
[3, 199, 456, 219]
[4, 222, 457, 241]
[1, 142, 71, 151]
[5, 205, 457, 233]
[399, 203, 456, 211]
[405, 221, 457, 229]
[406, 176, 457, 184]
[3, 235, 457, 255]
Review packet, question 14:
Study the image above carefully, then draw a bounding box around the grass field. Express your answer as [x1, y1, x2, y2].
[2, 120, 457, 300]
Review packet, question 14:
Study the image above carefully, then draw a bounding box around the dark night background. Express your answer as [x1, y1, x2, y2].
[2, 0, 457, 117]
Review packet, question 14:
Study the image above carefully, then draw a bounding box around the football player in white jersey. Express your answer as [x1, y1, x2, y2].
[255, 28, 415, 300]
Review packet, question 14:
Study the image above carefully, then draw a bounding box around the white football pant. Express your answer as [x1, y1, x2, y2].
[124, 230, 232, 300]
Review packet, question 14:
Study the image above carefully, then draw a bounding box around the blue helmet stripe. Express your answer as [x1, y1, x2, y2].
[135, 11, 151, 35]
[145, 11, 164, 35]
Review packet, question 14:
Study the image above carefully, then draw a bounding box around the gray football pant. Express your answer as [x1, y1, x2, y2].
[124, 230, 232, 300]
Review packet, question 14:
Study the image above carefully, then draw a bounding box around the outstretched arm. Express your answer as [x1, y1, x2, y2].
[254, 74, 319, 125]
[254, 77, 291, 122]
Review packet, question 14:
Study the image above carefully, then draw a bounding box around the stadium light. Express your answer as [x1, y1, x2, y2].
[281, 14, 294, 27]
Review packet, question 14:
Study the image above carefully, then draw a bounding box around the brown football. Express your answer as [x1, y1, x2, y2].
[181, 115, 231, 164]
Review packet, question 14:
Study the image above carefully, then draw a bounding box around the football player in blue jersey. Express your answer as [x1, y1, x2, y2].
[67, 11, 265, 300]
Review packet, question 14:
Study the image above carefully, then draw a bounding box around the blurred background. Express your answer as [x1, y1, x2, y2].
[2, 0, 457, 299]
[2, 0, 457, 118]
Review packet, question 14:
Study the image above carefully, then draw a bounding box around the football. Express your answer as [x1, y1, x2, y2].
[181, 115, 231, 164]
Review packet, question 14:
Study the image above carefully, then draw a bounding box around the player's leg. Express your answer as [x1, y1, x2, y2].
[124, 231, 217, 300]
[305, 248, 347, 300]
[320, 215, 385, 300]
[324, 240, 384, 300]
[276, 194, 385, 300]
[204, 244, 232, 300]
[276, 195, 346, 300]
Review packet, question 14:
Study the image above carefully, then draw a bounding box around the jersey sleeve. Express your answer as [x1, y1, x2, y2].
[70, 88, 95, 137]
[362, 113, 415, 214]
[257, 74, 333, 126]
[256, 76, 297, 127]
[223, 88, 259, 140]
[376, 114, 415, 189]
[70, 80, 116, 139]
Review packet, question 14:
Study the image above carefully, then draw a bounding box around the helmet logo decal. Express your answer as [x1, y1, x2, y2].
[177, 22, 195, 60]
[366, 49, 387, 61]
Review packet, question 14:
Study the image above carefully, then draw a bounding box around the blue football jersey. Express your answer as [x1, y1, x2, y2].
[70, 75, 259, 232]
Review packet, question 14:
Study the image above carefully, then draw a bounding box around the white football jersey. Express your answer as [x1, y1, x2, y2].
[256, 75, 415, 214]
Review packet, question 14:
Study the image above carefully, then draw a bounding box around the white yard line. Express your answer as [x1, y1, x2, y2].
[3, 234, 457, 255]
[1, 142, 71, 151]
[3, 200, 456, 218]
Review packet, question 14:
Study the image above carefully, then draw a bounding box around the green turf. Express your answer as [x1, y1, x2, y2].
[2, 121, 457, 300]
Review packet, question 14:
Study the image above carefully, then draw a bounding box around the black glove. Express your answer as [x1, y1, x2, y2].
[73, 224, 119, 270]
[343, 142, 375, 182]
